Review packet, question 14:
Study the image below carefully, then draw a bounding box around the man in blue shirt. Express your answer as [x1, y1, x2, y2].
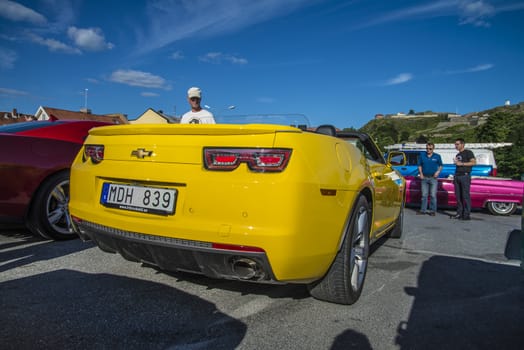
[417, 142, 443, 216]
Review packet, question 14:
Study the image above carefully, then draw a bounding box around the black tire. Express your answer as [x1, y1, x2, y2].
[486, 201, 517, 216]
[308, 195, 371, 305]
[27, 170, 76, 240]
[389, 201, 404, 239]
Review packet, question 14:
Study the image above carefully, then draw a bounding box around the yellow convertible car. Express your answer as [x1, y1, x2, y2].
[69, 119, 405, 305]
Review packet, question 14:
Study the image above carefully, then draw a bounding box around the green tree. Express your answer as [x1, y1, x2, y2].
[476, 111, 524, 178]
[476, 112, 512, 142]
[415, 134, 428, 143]
[399, 131, 410, 143]
[376, 136, 395, 151]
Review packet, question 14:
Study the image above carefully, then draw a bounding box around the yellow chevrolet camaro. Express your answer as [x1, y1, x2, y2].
[69, 119, 405, 305]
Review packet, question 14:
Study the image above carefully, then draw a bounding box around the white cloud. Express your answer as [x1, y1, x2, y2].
[137, 0, 319, 54]
[0, 87, 28, 96]
[445, 63, 494, 74]
[67, 26, 114, 51]
[228, 56, 248, 65]
[458, 0, 495, 27]
[109, 69, 171, 89]
[28, 33, 81, 54]
[355, 0, 524, 29]
[467, 63, 494, 72]
[384, 73, 413, 86]
[0, 47, 17, 69]
[46, 0, 76, 32]
[86, 78, 100, 84]
[169, 51, 184, 60]
[358, 1, 454, 29]
[0, 0, 47, 25]
[141, 92, 159, 97]
[199, 52, 248, 64]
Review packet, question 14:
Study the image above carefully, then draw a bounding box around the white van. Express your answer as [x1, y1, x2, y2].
[434, 148, 497, 175]
[394, 147, 498, 177]
[386, 143, 502, 176]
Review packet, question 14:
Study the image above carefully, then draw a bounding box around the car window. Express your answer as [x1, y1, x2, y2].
[475, 153, 488, 165]
[346, 139, 366, 155]
[359, 141, 377, 161]
[389, 153, 404, 165]
[344, 136, 385, 164]
[407, 152, 420, 165]
[343, 138, 376, 161]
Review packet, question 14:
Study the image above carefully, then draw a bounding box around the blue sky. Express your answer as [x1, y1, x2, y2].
[1, 0, 523, 128]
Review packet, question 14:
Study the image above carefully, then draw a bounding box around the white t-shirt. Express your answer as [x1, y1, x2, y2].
[180, 109, 215, 124]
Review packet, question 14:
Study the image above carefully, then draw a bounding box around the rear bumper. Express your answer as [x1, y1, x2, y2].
[75, 219, 280, 283]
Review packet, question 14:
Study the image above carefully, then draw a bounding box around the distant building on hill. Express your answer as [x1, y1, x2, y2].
[35, 106, 128, 124]
[131, 108, 180, 124]
[385, 142, 512, 151]
[0, 108, 35, 125]
[387, 112, 438, 119]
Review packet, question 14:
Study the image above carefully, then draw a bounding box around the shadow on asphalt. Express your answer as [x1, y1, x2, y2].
[394, 255, 524, 350]
[331, 329, 372, 349]
[0, 270, 247, 349]
[3, 225, 523, 349]
[505, 229, 522, 261]
[0, 233, 92, 273]
[0, 235, 41, 251]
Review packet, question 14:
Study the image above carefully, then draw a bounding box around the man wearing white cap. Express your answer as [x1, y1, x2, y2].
[180, 87, 215, 124]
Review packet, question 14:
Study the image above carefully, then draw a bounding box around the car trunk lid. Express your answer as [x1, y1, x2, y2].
[85, 124, 302, 164]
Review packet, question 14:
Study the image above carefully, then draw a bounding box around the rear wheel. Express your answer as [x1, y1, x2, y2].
[308, 195, 370, 305]
[27, 171, 76, 240]
[487, 201, 517, 216]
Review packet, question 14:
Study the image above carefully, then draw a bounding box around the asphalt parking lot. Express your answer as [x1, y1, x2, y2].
[1, 208, 523, 350]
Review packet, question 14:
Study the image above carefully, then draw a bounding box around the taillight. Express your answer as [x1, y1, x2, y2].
[204, 148, 291, 172]
[491, 168, 497, 176]
[84, 144, 104, 163]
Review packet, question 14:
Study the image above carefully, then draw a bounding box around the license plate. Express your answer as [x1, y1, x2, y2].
[100, 183, 177, 215]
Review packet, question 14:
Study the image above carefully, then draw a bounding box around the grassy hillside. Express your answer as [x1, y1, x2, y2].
[354, 103, 524, 179]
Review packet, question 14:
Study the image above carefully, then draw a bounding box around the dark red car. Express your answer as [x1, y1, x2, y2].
[0, 120, 113, 240]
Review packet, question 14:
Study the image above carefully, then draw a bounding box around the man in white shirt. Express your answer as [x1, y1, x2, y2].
[180, 87, 215, 124]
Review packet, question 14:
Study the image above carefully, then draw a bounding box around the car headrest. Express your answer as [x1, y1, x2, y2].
[315, 124, 337, 136]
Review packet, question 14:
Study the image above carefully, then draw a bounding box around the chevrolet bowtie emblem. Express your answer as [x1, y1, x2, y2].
[131, 148, 153, 159]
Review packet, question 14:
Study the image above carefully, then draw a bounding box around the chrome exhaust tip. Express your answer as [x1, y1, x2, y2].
[231, 258, 264, 280]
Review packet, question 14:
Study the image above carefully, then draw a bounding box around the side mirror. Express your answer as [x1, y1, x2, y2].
[387, 151, 406, 166]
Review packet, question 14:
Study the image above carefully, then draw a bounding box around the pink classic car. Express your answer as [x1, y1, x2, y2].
[404, 176, 524, 215]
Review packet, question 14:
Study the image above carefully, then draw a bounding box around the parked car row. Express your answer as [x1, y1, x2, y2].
[1, 118, 522, 305]
[389, 149, 496, 178]
[387, 148, 523, 215]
